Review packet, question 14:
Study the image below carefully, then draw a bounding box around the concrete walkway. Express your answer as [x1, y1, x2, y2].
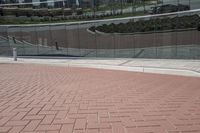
[0, 56, 200, 77]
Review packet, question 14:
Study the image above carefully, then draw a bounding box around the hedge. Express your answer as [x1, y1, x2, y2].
[89, 14, 200, 34]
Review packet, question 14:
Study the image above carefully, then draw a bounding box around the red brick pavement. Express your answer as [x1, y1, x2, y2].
[0, 64, 200, 133]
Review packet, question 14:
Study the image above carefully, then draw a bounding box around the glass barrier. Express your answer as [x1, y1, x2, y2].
[96, 20, 115, 58]
[7, 26, 25, 56]
[50, 24, 68, 55]
[36, 25, 52, 55]
[66, 23, 80, 57]
[78, 22, 96, 57]
[156, 13, 177, 59]
[0, 9, 200, 59]
[114, 18, 134, 58]
[190, 0, 200, 10]
[1, 0, 197, 20]
[20, 26, 38, 55]
[188, 10, 200, 59]
[0, 26, 11, 56]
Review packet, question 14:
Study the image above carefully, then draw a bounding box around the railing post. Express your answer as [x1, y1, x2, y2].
[13, 48, 17, 61]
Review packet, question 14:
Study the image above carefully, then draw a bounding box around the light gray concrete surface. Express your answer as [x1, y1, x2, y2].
[0, 56, 200, 77]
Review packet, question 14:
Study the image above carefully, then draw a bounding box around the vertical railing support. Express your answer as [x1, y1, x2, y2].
[13, 48, 17, 61]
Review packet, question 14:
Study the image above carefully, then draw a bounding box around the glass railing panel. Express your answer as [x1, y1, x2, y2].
[1, 8, 200, 59]
[89, 0, 112, 19]
[155, 13, 178, 59]
[185, 10, 200, 59]
[49, 24, 68, 56]
[7, 26, 22, 41]
[179, 0, 190, 7]
[190, 0, 200, 10]
[0, 26, 11, 56]
[113, 18, 134, 58]
[36, 25, 52, 55]
[21, 26, 37, 45]
[7, 26, 26, 55]
[66, 23, 80, 57]
[176, 11, 191, 59]
[0, 26, 8, 38]
[78, 21, 97, 57]
[162, 0, 179, 6]
[194, 10, 200, 59]
[20, 26, 38, 55]
[96, 20, 115, 58]
[133, 16, 156, 58]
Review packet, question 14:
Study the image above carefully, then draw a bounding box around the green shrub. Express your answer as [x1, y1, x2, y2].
[89, 14, 200, 34]
[89, 26, 96, 32]
[198, 23, 200, 31]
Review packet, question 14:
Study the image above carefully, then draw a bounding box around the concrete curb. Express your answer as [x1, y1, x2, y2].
[0, 57, 200, 78]
[68, 64, 200, 77]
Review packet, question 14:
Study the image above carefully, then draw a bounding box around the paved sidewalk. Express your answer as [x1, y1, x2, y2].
[0, 57, 200, 77]
[0, 63, 200, 133]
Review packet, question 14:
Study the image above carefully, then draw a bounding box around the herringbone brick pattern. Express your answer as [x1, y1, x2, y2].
[0, 64, 200, 133]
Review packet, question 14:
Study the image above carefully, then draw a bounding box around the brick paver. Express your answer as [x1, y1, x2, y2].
[0, 64, 200, 133]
